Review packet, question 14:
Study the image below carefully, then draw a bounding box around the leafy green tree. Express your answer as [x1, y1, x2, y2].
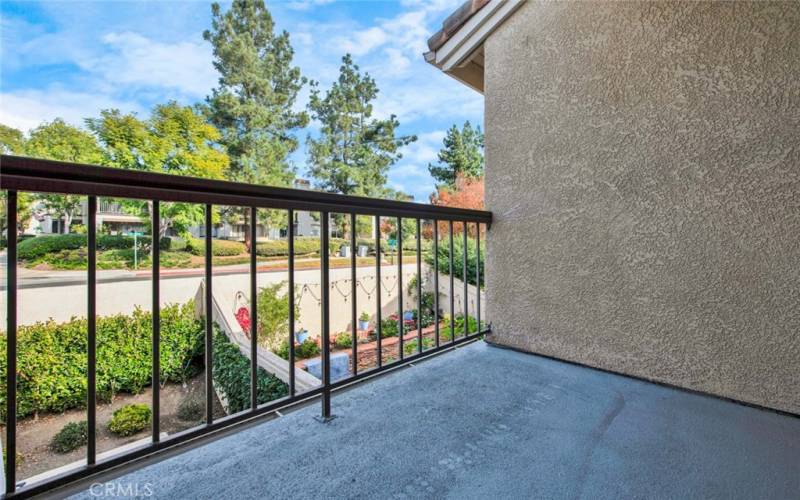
[0, 123, 34, 237]
[24, 119, 104, 233]
[87, 103, 229, 238]
[0, 124, 25, 154]
[428, 121, 484, 188]
[307, 54, 416, 199]
[203, 0, 308, 187]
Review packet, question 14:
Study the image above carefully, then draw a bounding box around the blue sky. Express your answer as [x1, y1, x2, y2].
[0, 0, 484, 202]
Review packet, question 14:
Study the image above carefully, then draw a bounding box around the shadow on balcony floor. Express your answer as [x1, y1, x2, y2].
[68, 341, 799, 499]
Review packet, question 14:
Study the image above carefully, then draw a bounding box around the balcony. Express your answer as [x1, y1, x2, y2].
[60, 341, 800, 498]
[0, 154, 489, 497]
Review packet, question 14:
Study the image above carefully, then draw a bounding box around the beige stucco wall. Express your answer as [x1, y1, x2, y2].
[483, 1, 800, 414]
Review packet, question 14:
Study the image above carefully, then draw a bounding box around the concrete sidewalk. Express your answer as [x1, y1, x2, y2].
[67, 341, 800, 499]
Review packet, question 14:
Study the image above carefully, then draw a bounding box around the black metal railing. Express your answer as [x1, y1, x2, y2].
[0, 154, 491, 497]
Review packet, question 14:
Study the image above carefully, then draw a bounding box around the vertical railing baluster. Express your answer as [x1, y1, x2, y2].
[350, 212, 357, 376]
[151, 200, 160, 443]
[375, 215, 382, 368]
[320, 212, 331, 419]
[288, 209, 295, 396]
[433, 221, 440, 348]
[476, 223, 481, 333]
[204, 204, 213, 425]
[5, 191, 17, 494]
[449, 220, 455, 344]
[250, 207, 258, 410]
[87, 196, 97, 462]
[397, 217, 403, 361]
[463, 223, 469, 338]
[416, 219, 422, 354]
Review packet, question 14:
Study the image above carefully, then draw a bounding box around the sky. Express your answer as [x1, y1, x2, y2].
[0, 0, 484, 203]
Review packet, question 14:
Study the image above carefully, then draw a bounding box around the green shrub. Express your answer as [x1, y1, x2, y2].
[17, 234, 86, 260]
[108, 404, 151, 437]
[255, 237, 324, 258]
[403, 338, 434, 356]
[176, 396, 204, 422]
[186, 238, 246, 257]
[212, 330, 288, 414]
[440, 314, 483, 341]
[50, 421, 89, 453]
[275, 338, 321, 361]
[334, 333, 352, 350]
[17, 234, 171, 262]
[424, 236, 484, 287]
[256, 283, 298, 351]
[0, 302, 203, 421]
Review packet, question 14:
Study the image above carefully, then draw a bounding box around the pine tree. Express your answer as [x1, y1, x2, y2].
[203, 0, 308, 187]
[307, 54, 416, 198]
[428, 121, 484, 189]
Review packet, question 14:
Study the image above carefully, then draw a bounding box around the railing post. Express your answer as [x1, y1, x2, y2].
[151, 200, 160, 443]
[5, 191, 17, 494]
[350, 212, 358, 376]
[397, 217, 403, 360]
[416, 219, 422, 354]
[449, 220, 455, 344]
[433, 221, 440, 348]
[250, 207, 258, 410]
[87, 196, 97, 462]
[288, 209, 296, 396]
[476, 223, 481, 332]
[463, 222, 469, 337]
[375, 215, 382, 368]
[204, 204, 214, 425]
[320, 212, 332, 419]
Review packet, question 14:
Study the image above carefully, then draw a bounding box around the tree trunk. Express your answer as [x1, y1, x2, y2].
[63, 212, 72, 234]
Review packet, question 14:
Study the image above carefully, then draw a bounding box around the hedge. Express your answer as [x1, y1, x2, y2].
[185, 237, 246, 257]
[211, 330, 288, 413]
[17, 234, 172, 261]
[0, 302, 204, 421]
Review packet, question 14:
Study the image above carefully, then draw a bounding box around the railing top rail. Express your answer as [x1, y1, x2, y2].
[0, 154, 492, 223]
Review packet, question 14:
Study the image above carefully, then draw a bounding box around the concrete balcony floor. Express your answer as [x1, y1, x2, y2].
[69, 341, 799, 499]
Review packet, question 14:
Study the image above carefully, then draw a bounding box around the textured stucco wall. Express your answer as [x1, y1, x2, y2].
[483, 1, 800, 413]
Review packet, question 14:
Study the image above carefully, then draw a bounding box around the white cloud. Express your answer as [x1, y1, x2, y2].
[89, 32, 217, 98]
[334, 27, 388, 56]
[0, 88, 142, 133]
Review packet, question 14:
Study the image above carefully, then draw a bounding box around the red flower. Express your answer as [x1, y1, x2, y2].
[235, 307, 251, 333]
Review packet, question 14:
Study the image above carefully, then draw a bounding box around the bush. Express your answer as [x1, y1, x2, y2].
[108, 404, 151, 437]
[424, 236, 484, 287]
[255, 237, 324, 258]
[334, 333, 352, 350]
[440, 314, 483, 341]
[17, 234, 171, 261]
[275, 338, 321, 361]
[403, 338, 434, 356]
[176, 396, 204, 422]
[50, 421, 89, 453]
[17, 234, 86, 260]
[186, 238, 246, 257]
[212, 330, 288, 414]
[256, 282, 298, 351]
[0, 301, 203, 421]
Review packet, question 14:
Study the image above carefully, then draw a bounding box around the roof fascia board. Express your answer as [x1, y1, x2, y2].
[436, 0, 524, 72]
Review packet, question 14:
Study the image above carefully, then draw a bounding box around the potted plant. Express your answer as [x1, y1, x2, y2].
[358, 312, 370, 331]
[295, 328, 310, 344]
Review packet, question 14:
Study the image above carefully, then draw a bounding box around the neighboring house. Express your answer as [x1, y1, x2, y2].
[426, 0, 799, 414]
[25, 199, 145, 235]
[190, 178, 324, 240]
